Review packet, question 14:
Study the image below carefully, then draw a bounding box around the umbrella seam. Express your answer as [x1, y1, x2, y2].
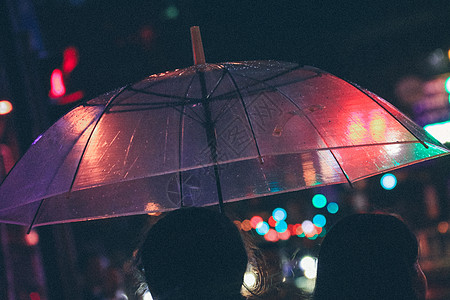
[218, 65, 264, 162]
[228, 68, 354, 186]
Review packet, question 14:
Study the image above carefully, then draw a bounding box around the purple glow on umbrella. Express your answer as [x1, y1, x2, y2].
[32, 135, 43, 145]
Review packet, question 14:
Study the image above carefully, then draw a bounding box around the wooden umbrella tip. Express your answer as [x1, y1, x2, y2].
[190, 26, 206, 65]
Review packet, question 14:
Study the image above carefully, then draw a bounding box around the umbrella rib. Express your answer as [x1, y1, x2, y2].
[178, 71, 198, 207]
[68, 85, 130, 194]
[218, 66, 264, 162]
[207, 69, 236, 123]
[234, 70, 355, 186]
[27, 199, 45, 233]
[127, 87, 209, 121]
[128, 87, 200, 103]
[197, 70, 225, 212]
[107, 104, 205, 126]
[210, 64, 321, 102]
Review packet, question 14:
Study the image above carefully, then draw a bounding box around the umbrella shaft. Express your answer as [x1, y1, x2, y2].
[199, 71, 224, 213]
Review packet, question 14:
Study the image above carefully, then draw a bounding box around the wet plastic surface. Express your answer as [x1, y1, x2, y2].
[0, 61, 448, 227]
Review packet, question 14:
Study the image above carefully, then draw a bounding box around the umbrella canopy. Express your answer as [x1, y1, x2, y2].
[0, 60, 448, 228]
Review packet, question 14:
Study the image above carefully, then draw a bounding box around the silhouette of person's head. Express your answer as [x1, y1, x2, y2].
[313, 213, 427, 300]
[139, 207, 248, 300]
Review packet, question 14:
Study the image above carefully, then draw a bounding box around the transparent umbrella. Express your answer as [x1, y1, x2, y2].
[0, 28, 448, 229]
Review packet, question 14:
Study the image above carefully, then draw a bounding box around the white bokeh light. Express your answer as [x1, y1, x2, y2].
[299, 256, 317, 279]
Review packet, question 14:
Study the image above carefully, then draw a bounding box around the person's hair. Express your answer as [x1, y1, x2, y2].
[138, 207, 248, 300]
[313, 213, 421, 300]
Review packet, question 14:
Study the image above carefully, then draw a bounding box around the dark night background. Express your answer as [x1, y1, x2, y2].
[2, 1, 450, 299]
[33, 1, 450, 105]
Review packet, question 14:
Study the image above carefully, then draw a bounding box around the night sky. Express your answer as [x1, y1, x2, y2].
[34, 0, 450, 106]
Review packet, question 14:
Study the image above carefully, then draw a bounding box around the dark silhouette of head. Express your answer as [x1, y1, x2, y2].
[139, 207, 248, 300]
[313, 213, 427, 300]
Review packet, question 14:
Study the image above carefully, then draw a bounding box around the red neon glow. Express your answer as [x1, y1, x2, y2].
[29, 292, 41, 300]
[55, 91, 84, 105]
[49, 69, 66, 98]
[0, 100, 13, 115]
[62, 46, 79, 74]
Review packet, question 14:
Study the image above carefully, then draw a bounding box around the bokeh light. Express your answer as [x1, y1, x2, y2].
[278, 230, 291, 240]
[299, 256, 318, 279]
[268, 216, 277, 227]
[293, 224, 303, 236]
[264, 228, 279, 242]
[241, 220, 252, 231]
[302, 220, 314, 234]
[250, 216, 263, 229]
[143, 291, 154, 300]
[243, 271, 258, 289]
[327, 202, 339, 214]
[256, 221, 269, 235]
[29, 292, 41, 300]
[273, 207, 287, 221]
[295, 276, 316, 293]
[313, 214, 326, 227]
[438, 221, 449, 234]
[380, 173, 397, 190]
[25, 230, 39, 246]
[275, 220, 288, 233]
[312, 194, 327, 208]
[0, 100, 13, 115]
[164, 5, 180, 20]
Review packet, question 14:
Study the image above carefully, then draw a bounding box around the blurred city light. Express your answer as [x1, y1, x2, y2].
[268, 216, 277, 227]
[278, 230, 291, 240]
[275, 220, 288, 233]
[264, 228, 279, 242]
[313, 214, 326, 227]
[164, 5, 180, 19]
[29, 292, 41, 300]
[302, 220, 314, 234]
[438, 221, 449, 234]
[49, 69, 66, 98]
[424, 121, 450, 144]
[250, 216, 263, 229]
[312, 193, 327, 208]
[380, 173, 397, 190]
[445, 76, 450, 93]
[241, 219, 252, 231]
[326, 202, 339, 214]
[49, 46, 84, 104]
[299, 256, 317, 279]
[273, 207, 287, 221]
[293, 223, 304, 236]
[25, 230, 39, 246]
[143, 291, 154, 300]
[255, 221, 269, 235]
[62, 46, 79, 74]
[0, 100, 13, 115]
[295, 276, 316, 293]
[243, 271, 258, 289]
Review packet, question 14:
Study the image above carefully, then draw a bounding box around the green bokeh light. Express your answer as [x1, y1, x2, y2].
[312, 194, 327, 208]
